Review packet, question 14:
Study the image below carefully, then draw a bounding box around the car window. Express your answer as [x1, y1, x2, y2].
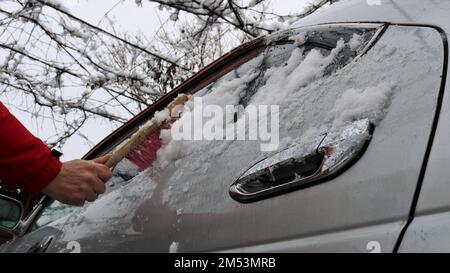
[29, 24, 383, 231]
[103, 24, 380, 188]
[30, 201, 76, 231]
[198, 26, 378, 107]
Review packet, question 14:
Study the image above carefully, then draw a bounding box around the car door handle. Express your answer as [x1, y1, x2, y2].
[27, 235, 54, 253]
[229, 119, 374, 203]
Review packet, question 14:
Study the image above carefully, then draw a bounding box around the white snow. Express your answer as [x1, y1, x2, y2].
[248, 0, 259, 7]
[169, 242, 180, 253]
[290, 32, 308, 46]
[328, 83, 394, 127]
[139, 85, 156, 95]
[349, 33, 364, 51]
[169, 10, 179, 21]
[153, 109, 170, 125]
[250, 39, 345, 106]
[156, 129, 183, 168]
[60, 18, 89, 41]
[162, 185, 173, 205]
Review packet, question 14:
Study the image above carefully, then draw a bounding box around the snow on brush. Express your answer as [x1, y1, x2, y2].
[156, 128, 183, 168]
[153, 109, 170, 125]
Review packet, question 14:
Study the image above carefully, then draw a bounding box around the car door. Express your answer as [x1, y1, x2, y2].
[395, 31, 449, 252]
[2, 23, 445, 253]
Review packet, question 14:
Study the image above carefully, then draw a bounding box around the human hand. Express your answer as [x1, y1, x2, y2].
[41, 156, 113, 206]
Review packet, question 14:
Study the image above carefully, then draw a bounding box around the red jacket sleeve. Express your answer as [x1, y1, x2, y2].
[0, 102, 62, 194]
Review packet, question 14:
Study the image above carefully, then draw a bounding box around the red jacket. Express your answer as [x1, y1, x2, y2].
[0, 102, 62, 194]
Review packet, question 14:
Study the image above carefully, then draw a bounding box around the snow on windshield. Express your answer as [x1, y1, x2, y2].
[153, 30, 387, 170]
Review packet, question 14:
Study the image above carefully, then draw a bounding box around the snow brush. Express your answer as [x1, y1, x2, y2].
[105, 94, 190, 170]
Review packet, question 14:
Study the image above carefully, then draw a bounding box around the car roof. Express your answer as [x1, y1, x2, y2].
[292, 0, 450, 33]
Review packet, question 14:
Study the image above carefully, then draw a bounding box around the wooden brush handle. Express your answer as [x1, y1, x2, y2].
[105, 94, 189, 169]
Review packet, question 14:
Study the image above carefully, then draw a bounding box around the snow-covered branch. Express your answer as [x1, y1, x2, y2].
[0, 0, 337, 150]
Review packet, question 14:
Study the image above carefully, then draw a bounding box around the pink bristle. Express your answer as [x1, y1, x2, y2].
[126, 112, 183, 170]
[127, 118, 176, 170]
[126, 129, 163, 170]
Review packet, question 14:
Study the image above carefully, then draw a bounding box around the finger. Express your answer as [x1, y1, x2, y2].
[75, 199, 86, 206]
[92, 155, 111, 164]
[85, 189, 98, 202]
[91, 178, 106, 195]
[93, 163, 113, 182]
[73, 200, 85, 207]
[85, 172, 106, 194]
[69, 196, 85, 207]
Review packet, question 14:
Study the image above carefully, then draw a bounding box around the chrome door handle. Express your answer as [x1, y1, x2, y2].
[27, 235, 54, 253]
[229, 119, 374, 203]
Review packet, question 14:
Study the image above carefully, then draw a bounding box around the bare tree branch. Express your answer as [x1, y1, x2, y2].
[0, 0, 337, 150]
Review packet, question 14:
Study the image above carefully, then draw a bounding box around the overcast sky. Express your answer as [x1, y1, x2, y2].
[64, 0, 309, 33]
[3, 0, 311, 160]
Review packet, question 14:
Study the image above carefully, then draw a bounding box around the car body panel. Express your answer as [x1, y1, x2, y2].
[220, 221, 402, 253]
[398, 52, 450, 252]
